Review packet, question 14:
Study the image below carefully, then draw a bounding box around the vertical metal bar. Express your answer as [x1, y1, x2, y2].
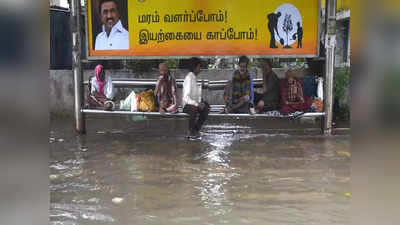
[71, 0, 86, 133]
[324, 0, 337, 135]
[324, 42, 335, 135]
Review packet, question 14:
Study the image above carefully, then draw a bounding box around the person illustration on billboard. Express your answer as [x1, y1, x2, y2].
[267, 11, 283, 48]
[296, 22, 303, 48]
[95, 0, 129, 50]
[292, 21, 303, 48]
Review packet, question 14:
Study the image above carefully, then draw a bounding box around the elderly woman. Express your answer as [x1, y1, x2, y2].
[87, 64, 114, 110]
[154, 62, 178, 113]
[279, 69, 312, 114]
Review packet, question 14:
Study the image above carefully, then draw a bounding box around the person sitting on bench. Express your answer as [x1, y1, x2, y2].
[224, 56, 255, 114]
[154, 62, 178, 113]
[280, 69, 312, 114]
[254, 58, 281, 113]
[182, 57, 210, 139]
[87, 64, 114, 110]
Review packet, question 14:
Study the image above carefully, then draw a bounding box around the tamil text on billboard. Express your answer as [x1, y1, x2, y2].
[87, 0, 320, 58]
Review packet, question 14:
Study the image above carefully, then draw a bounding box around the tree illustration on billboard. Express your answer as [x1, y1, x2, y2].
[267, 3, 303, 49]
[282, 14, 293, 48]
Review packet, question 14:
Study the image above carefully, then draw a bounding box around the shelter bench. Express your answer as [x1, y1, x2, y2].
[82, 78, 324, 119]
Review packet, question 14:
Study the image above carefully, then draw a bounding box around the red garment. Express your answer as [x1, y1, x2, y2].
[87, 92, 113, 110]
[280, 78, 312, 114]
[94, 64, 105, 95]
[287, 78, 303, 103]
[155, 73, 177, 112]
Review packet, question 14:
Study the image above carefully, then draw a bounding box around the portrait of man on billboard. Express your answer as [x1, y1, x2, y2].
[92, 0, 129, 50]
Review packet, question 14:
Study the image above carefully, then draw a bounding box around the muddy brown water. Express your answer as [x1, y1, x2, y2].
[50, 117, 349, 225]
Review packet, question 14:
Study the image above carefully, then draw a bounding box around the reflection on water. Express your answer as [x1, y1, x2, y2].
[50, 119, 350, 225]
[194, 129, 237, 216]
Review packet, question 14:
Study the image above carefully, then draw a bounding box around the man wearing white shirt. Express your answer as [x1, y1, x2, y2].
[95, 0, 129, 50]
[182, 57, 210, 139]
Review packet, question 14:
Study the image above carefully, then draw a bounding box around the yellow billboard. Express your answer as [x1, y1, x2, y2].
[87, 0, 320, 58]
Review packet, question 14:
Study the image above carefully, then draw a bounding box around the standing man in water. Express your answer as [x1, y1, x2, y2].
[182, 57, 210, 140]
[95, 0, 129, 50]
[267, 11, 282, 48]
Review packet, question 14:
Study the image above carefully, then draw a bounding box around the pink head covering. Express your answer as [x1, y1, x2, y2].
[94, 64, 105, 94]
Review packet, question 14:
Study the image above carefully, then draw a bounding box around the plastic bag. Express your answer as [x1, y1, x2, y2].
[312, 98, 323, 112]
[138, 89, 156, 112]
[317, 77, 324, 100]
[119, 90, 138, 111]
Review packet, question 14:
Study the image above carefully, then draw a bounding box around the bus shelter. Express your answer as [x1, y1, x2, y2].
[70, 0, 338, 135]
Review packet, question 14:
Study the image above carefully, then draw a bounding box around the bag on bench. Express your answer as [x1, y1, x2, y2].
[119, 90, 138, 112]
[138, 89, 156, 112]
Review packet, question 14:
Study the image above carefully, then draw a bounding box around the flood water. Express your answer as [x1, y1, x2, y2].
[50, 117, 350, 225]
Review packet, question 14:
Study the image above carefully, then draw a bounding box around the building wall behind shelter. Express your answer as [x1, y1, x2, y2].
[335, 19, 350, 67]
[50, 8, 86, 69]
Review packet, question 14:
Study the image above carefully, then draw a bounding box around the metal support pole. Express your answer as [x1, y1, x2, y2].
[71, 0, 86, 133]
[323, 0, 336, 135]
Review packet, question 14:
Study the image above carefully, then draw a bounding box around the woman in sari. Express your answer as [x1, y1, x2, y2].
[280, 69, 312, 114]
[87, 64, 115, 110]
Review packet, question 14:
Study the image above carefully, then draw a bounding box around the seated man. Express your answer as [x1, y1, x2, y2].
[224, 56, 255, 114]
[254, 59, 281, 113]
[87, 64, 114, 110]
[280, 69, 312, 114]
[183, 57, 210, 139]
[154, 62, 178, 113]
